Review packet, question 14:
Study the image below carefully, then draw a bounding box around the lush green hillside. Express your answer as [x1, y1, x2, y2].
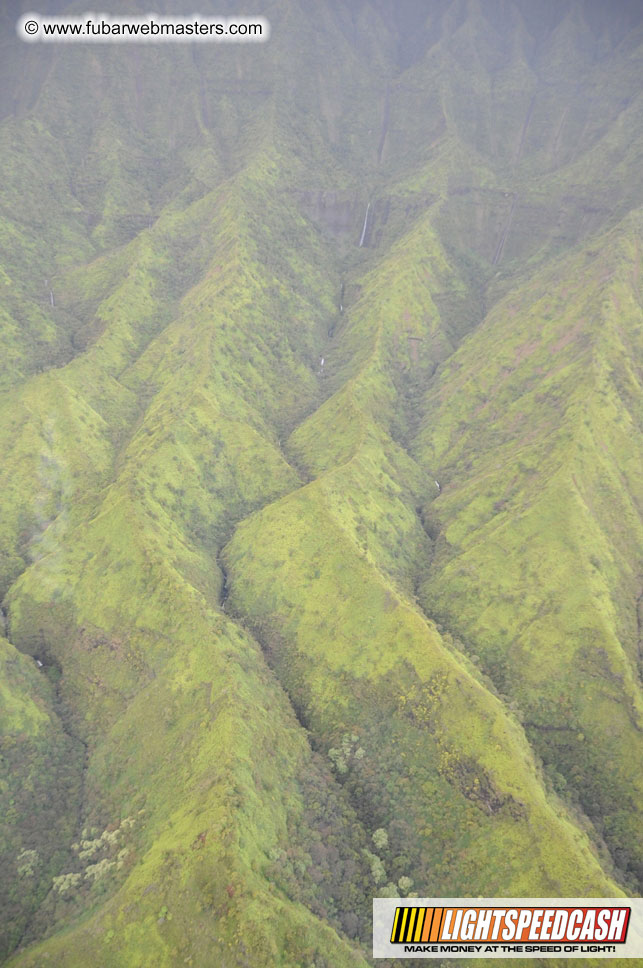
[0, 635, 82, 961]
[414, 214, 643, 887]
[0, 1, 641, 965]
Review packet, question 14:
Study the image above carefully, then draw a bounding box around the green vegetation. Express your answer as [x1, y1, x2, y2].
[0, 1, 642, 966]
[0, 637, 82, 961]
[414, 217, 643, 887]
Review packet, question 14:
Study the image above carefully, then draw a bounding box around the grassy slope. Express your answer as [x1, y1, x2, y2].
[0, 11, 380, 962]
[0, 636, 83, 961]
[0, 1, 642, 966]
[223, 208, 625, 902]
[2, 163, 378, 965]
[414, 213, 643, 886]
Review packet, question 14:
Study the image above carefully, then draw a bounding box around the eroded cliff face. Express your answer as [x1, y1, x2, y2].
[0, 1, 642, 965]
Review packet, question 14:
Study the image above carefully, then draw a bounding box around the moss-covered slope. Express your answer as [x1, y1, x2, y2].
[0, 1, 642, 966]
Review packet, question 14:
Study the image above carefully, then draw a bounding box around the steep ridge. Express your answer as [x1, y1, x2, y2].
[414, 212, 643, 887]
[222, 206, 627, 905]
[0, 9, 373, 965]
[0, 1, 642, 965]
[0, 635, 82, 962]
[2, 166, 380, 965]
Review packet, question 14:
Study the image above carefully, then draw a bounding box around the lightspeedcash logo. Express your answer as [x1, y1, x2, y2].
[373, 898, 643, 959]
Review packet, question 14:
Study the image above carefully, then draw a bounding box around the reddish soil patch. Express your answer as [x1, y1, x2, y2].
[408, 337, 421, 363]
[514, 338, 540, 364]
[552, 317, 585, 353]
[473, 397, 491, 417]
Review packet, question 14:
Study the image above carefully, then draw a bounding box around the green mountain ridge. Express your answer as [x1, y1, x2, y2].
[0, 1, 641, 965]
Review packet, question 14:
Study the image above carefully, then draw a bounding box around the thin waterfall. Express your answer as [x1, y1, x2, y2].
[358, 201, 371, 247]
